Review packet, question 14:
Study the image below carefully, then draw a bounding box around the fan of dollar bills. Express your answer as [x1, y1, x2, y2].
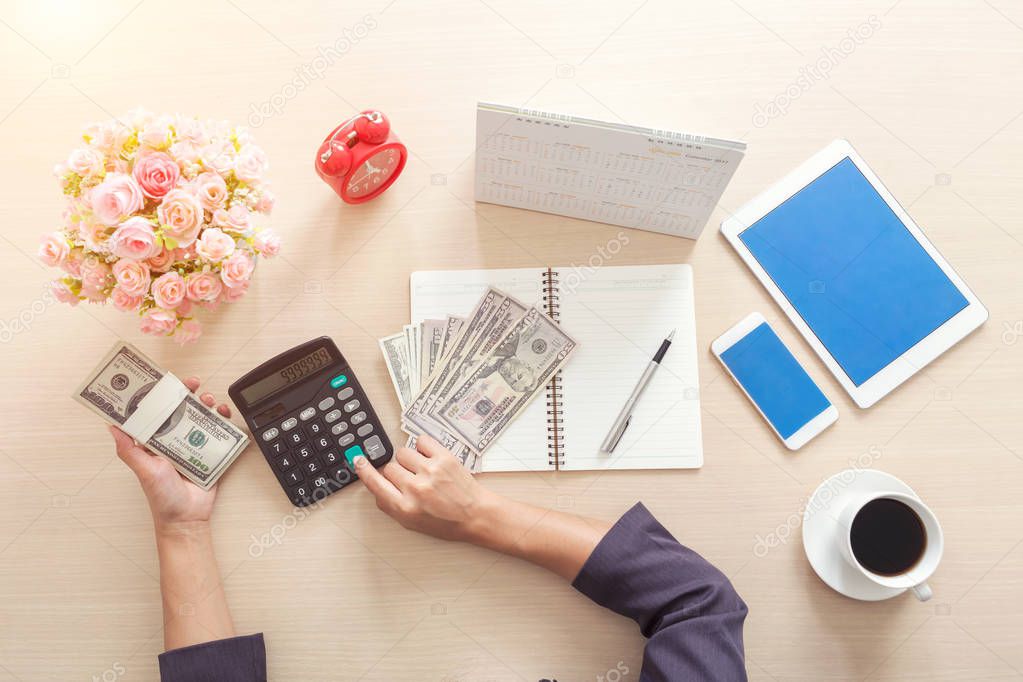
[379, 287, 577, 472]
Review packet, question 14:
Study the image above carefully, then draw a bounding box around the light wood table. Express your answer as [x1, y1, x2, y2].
[0, 1, 1020, 679]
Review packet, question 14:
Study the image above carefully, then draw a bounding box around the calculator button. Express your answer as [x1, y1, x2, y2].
[338, 433, 355, 447]
[268, 440, 287, 456]
[287, 431, 305, 445]
[296, 445, 314, 460]
[299, 407, 316, 421]
[330, 374, 348, 389]
[364, 435, 387, 461]
[350, 411, 367, 425]
[305, 460, 322, 475]
[343, 445, 364, 467]
[294, 485, 311, 500]
[343, 399, 361, 413]
[307, 421, 325, 436]
[337, 387, 355, 400]
[281, 417, 298, 431]
[330, 466, 352, 486]
[324, 409, 343, 423]
[261, 427, 279, 442]
[276, 455, 295, 471]
[318, 397, 335, 411]
[314, 436, 332, 451]
[357, 424, 374, 437]
[322, 451, 341, 466]
[331, 422, 349, 435]
[284, 470, 304, 486]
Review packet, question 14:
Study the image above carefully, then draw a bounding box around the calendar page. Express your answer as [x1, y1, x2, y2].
[474, 102, 746, 239]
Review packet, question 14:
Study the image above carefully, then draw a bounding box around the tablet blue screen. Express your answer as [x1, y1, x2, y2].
[739, 157, 968, 386]
[720, 322, 831, 439]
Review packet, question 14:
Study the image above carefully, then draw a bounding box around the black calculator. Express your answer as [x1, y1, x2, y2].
[229, 337, 393, 507]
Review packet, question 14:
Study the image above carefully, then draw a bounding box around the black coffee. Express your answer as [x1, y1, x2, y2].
[850, 498, 926, 576]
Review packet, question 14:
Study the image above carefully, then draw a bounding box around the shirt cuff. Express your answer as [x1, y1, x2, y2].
[159, 633, 266, 682]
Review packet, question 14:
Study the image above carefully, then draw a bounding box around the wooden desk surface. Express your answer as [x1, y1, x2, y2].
[0, 1, 1021, 679]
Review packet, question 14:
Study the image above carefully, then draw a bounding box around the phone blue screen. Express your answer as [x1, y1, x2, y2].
[739, 157, 968, 386]
[720, 322, 831, 439]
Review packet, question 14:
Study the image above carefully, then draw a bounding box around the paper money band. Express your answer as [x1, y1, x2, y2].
[121, 373, 190, 443]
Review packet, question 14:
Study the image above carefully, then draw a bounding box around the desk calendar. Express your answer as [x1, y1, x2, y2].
[474, 102, 746, 239]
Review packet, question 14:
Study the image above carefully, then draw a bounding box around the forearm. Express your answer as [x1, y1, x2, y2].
[155, 521, 236, 651]
[466, 491, 612, 580]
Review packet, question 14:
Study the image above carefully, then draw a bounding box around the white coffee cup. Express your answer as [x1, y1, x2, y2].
[836, 491, 943, 601]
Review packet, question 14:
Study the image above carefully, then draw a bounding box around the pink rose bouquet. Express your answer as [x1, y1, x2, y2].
[41, 108, 280, 343]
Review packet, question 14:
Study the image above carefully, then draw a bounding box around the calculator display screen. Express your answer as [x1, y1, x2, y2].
[239, 347, 333, 404]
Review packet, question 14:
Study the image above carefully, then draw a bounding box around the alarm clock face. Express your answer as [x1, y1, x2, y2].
[346, 147, 402, 199]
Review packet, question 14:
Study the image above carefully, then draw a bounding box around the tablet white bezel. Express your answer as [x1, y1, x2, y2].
[720, 139, 988, 408]
[711, 312, 838, 450]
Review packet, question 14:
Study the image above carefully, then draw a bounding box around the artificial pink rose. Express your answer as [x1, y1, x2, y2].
[253, 229, 281, 257]
[139, 116, 172, 148]
[38, 232, 69, 267]
[66, 148, 104, 177]
[201, 143, 234, 174]
[110, 217, 160, 260]
[174, 319, 202, 345]
[91, 172, 144, 226]
[84, 120, 130, 154]
[50, 280, 79, 306]
[177, 298, 194, 316]
[234, 145, 268, 183]
[157, 188, 203, 247]
[195, 227, 236, 261]
[212, 205, 251, 233]
[220, 279, 249, 303]
[61, 248, 85, 277]
[140, 308, 177, 336]
[169, 141, 200, 166]
[78, 218, 111, 251]
[81, 285, 109, 303]
[132, 152, 180, 199]
[151, 271, 186, 309]
[254, 190, 275, 213]
[110, 286, 143, 311]
[185, 271, 223, 302]
[219, 251, 254, 289]
[112, 259, 150, 297]
[194, 172, 228, 211]
[79, 257, 112, 293]
[172, 244, 198, 262]
[146, 248, 175, 272]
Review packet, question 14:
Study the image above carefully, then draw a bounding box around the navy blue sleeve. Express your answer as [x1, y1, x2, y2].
[572, 503, 748, 682]
[159, 633, 266, 682]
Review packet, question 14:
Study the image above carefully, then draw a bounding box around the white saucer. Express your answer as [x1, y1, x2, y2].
[802, 469, 918, 601]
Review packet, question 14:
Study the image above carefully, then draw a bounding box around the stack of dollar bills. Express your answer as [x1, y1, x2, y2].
[379, 287, 577, 472]
[74, 342, 249, 489]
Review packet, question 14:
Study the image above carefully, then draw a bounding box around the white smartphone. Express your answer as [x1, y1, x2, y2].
[712, 313, 838, 450]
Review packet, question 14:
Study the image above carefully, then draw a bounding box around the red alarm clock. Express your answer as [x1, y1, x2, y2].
[314, 110, 408, 204]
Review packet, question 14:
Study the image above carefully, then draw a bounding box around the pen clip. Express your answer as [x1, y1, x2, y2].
[606, 415, 631, 453]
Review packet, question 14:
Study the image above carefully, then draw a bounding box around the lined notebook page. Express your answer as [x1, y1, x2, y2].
[409, 269, 550, 472]
[557, 264, 703, 470]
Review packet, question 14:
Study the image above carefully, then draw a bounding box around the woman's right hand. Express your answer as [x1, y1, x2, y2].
[353, 435, 497, 542]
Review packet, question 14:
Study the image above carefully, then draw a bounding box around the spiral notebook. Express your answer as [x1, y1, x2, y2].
[410, 264, 703, 472]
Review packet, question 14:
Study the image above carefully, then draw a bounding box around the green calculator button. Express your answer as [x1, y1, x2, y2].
[330, 374, 348, 389]
[344, 445, 365, 467]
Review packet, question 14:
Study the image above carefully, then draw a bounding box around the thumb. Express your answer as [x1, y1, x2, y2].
[108, 425, 155, 478]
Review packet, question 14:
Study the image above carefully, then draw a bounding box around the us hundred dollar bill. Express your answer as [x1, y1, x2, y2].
[73, 342, 249, 490]
[437, 307, 577, 454]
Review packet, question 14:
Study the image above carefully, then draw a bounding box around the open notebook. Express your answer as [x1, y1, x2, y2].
[410, 264, 703, 472]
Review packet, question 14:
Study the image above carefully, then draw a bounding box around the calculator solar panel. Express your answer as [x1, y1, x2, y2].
[229, 337, 393, 506]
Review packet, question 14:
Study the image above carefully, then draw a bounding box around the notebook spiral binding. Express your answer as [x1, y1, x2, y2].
[543, 268, 565, 470]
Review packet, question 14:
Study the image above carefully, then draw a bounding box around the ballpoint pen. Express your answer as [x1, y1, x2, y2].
[599, 329, 675, 455]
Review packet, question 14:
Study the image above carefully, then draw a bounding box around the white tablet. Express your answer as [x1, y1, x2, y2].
[721, 139, 987, 408]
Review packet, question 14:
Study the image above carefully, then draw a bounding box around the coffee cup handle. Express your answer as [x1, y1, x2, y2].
[911, 582, 933, 602]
